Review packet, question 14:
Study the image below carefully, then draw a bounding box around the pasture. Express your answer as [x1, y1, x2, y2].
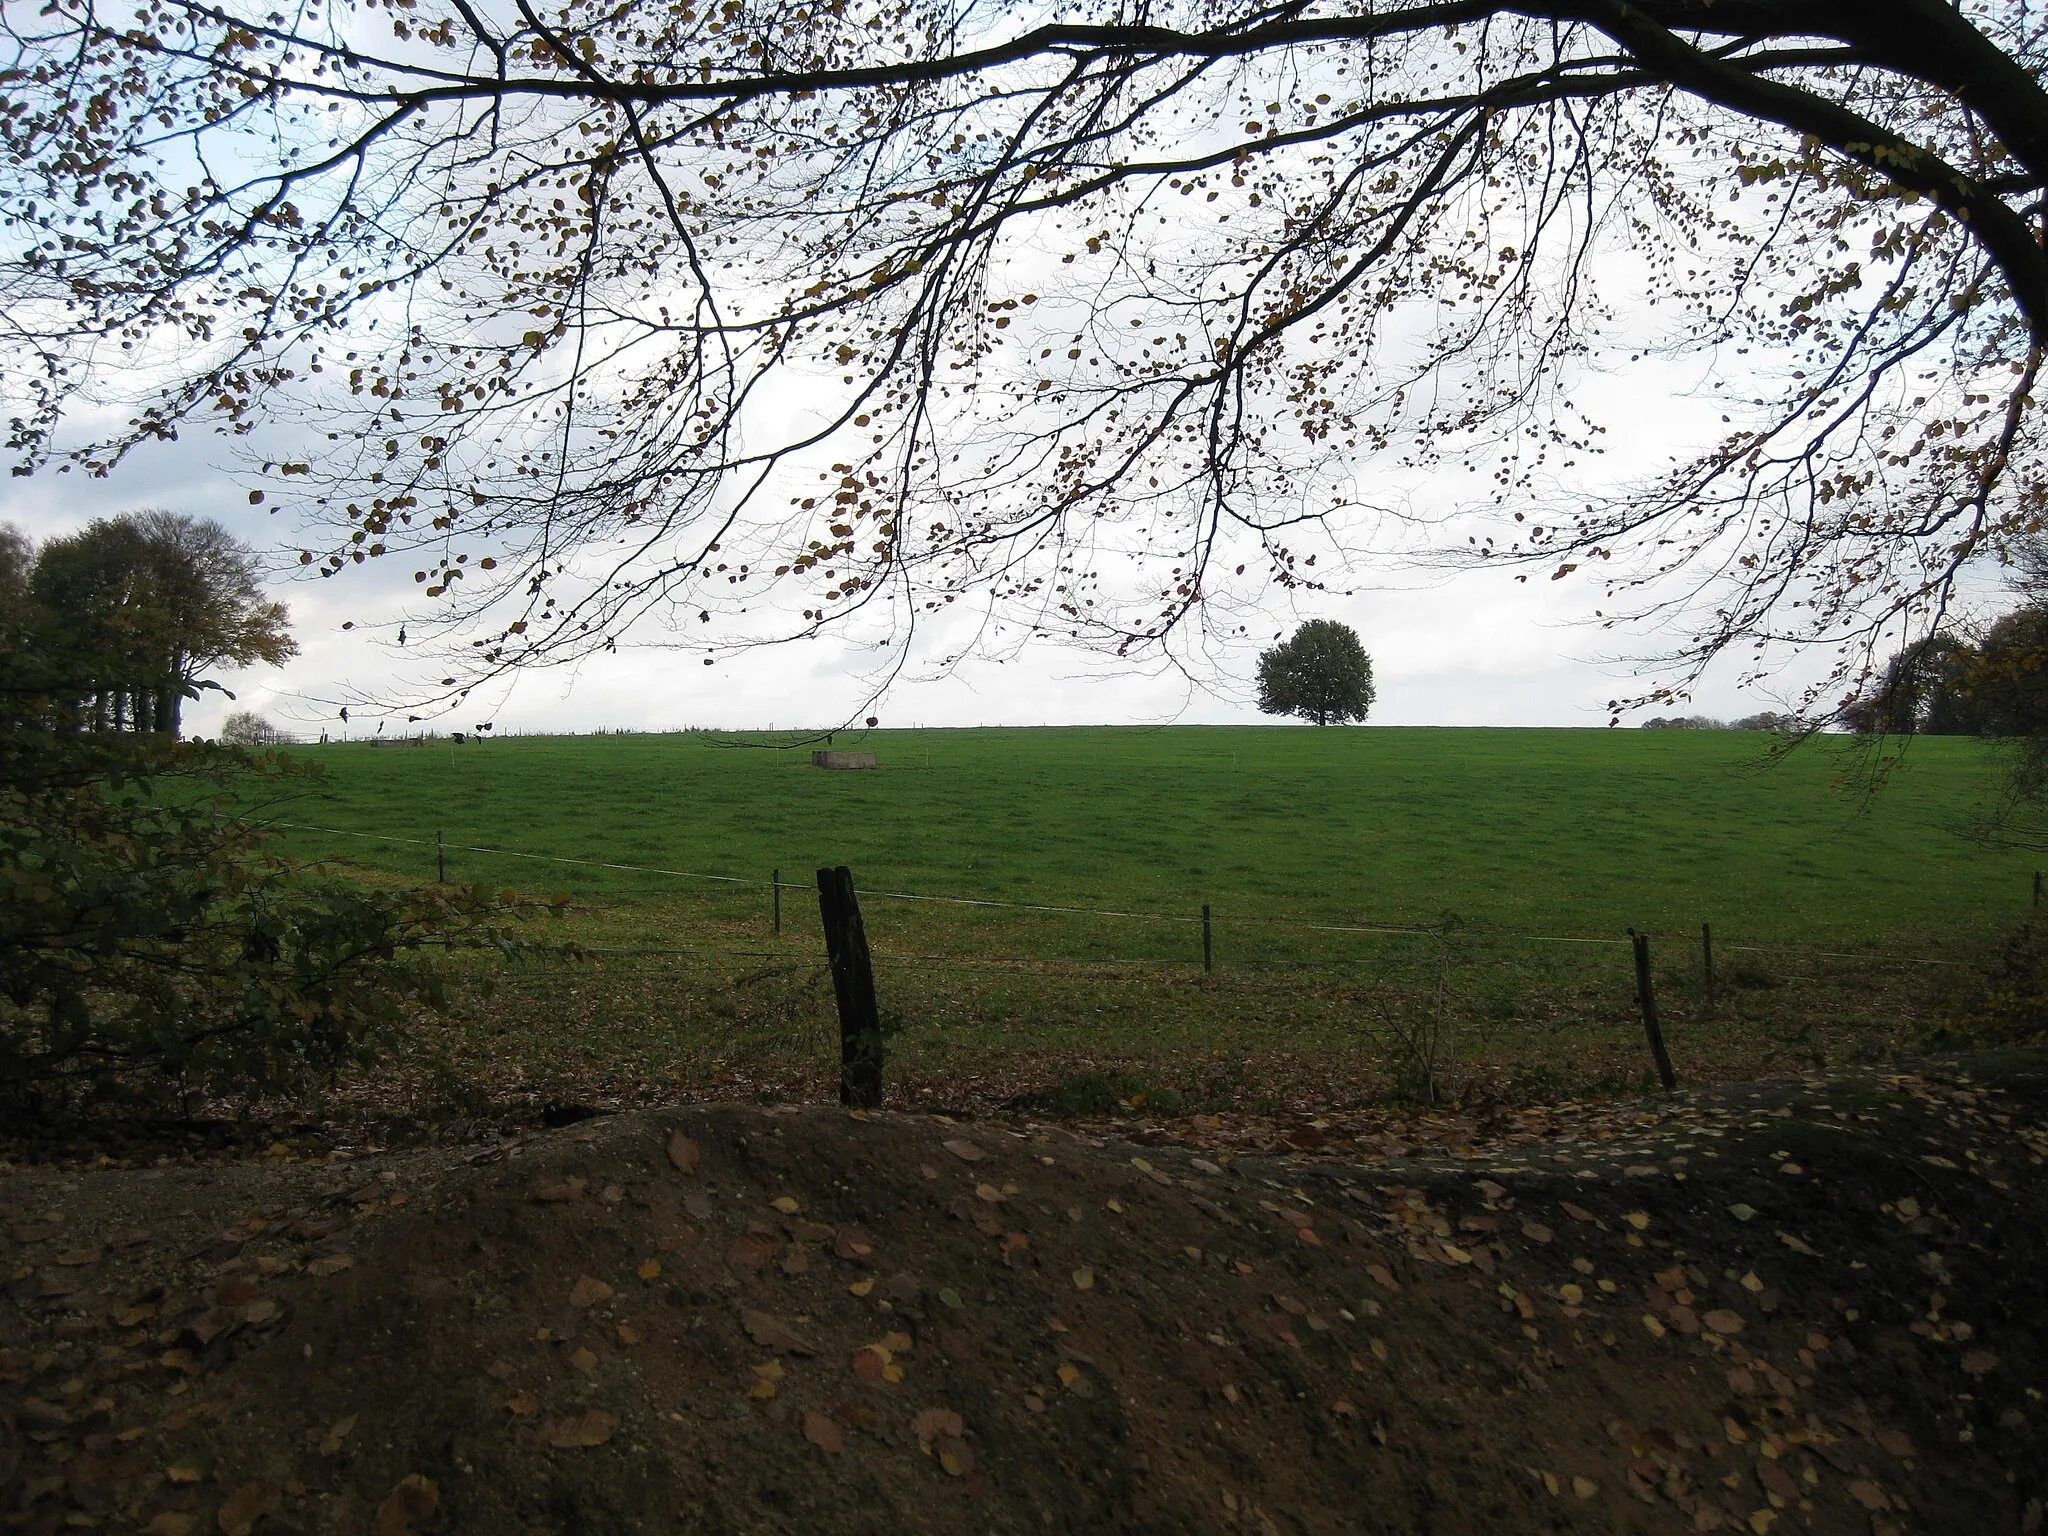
[254, 726, 2031, 1115]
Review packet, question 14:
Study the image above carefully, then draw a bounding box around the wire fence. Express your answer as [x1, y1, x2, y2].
[266, 818, 1965, 971]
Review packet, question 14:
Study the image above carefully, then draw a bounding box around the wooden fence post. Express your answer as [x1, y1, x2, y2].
[773, 869, 781, 935]
[437, 830, 446, 884]
[1629, 928, 1678, 1092]
[2035, 870, 2042, 908]
[817, 866, 883, 1108]
[1701, 921, 1715, 1013]
[1202, 904, 1213, 974]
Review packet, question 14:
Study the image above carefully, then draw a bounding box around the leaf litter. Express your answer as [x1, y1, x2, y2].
[0, 1058, 2042, 1532]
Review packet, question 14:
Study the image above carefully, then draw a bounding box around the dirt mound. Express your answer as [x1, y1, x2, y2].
[4, 1056, 2046, 1534]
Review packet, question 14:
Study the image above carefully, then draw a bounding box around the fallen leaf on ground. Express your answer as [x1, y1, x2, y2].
[1366, 1264, 1399, 1292]
[771, 1195, 801, 1214]
[936, 1436, 975, 1477]
[1571, 1477, 1597, 1499]
[568, 1275, 614, 1308]
[1560, 1202, 1596, 1224]
[727, 1233, 778, 1271]
[1728, 1203, 1757, 1222]
[1071, 1268, 1094, 1291]
[1846, 1480, 1890, 1511]
[914, 1407, 965, 1448]
[636, 1259, 661, 1280]
[849, 1278, 875, 1297]
[942, 1139, 985, 1162]
[306, 1254, 353, 1277]
[142, 1516, 195, 1536]
[1875, 1429, 1914, 1458]
[1961, 1351, 1998, 1375]
[1702, 1309, 1745, 1335]
[166, 1457, 209, 1486]
[216, 1480, 278, 1536]
[505, 1395, 537, 1417]
[666, 1131, 700, 1172]
[1521, 1222, 1553, 1244]
[803, 1409, 844, 1453]
[742, 1309, 818, 1355]
[55, 1248, 102, 1267]
[547, 1409, 617, 1448]
[317, 1413, 357, 1456]
[834, 1227, 875, 1261]
[616, 1322, 643, 1346]
[372, 1473, 440, 1536]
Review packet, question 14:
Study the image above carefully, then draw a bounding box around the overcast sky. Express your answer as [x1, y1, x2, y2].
[0, 341, 1954, 739]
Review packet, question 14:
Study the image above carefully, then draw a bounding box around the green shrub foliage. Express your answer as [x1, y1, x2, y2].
[0, 578, 544, 1114]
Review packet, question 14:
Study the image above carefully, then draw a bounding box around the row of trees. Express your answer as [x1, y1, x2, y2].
[1845, 612, 2048, 739]
[1, 513, 295, 737]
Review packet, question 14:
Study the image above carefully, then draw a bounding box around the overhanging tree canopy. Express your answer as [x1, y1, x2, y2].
[3, 0, 2045, 716]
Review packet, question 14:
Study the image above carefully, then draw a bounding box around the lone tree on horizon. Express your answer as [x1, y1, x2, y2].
[1257, 621, 1375, 726]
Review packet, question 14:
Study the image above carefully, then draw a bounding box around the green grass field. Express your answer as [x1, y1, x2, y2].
[250, 726, 2035, 1114]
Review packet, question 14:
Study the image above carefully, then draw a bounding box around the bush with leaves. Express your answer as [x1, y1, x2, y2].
[0, 622, 550, 1116]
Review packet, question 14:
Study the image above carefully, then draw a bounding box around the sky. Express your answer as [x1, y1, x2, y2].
[1, 415, 1831, 739]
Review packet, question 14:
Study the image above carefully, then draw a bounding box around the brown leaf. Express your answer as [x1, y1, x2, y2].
[636, 1258, 661, 1280]
[935, 1435, 975, 1477]
[1961, 1350, 1998, 1376]
[568, 1275, 614, 1308]
[665, 1130, 700, 1173]
[833, 1226, 875, 1262]
[1366, 1263, 1400, 1293]
[913, 1407, 965, 1448]
[771, 1195, 801, 1214]
[852, 1345, 890, 1383]
[317, 1413, 357, 1457]
[547, 1410, 617, 1449]
[142, 1516, 195, 1536]
[505, 1395, 537, 1417]
[216, 1480, 278, 1536]
[372, 1473, 440, 1536]
[942, 1139, 985, 1162]
[1521, 1222, 1554, 1245]
[742, 1309, 817, 1355]
[802, 1409, 844, 1453]
[1701, 1309, 1744, 1335]
[1846, 1479, 1891, 1512]
[726, 1233, 778, 1272]
[55, 1247, 103, 1267]
[306, 1253, 354, 1277]
[1560, 1202, 1596, 1224]
[1874, 1429, 1915, 1459]
[779, 1245, 810, 1277]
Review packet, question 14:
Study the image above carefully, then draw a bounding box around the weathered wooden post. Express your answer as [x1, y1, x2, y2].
[817, 866, 883, 1108]
[1629, 928, 1678, 1092]
[1202, 904, 1213, 974]
[1701, 921, 1715, 1013]
[773, 869, 781, 935]
[2035, 870, 2042, 908]
[437, 829, 446, 884]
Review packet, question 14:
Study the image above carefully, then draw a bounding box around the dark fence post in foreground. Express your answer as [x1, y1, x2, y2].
[1701, 922, 1715, 1013]
[437, 829, 446, 884]
[1629, 928, 1678, 1092]
[817, 866, 883, 1108]
[2035, 870, 2042, 908]
[1202, 904, 1213, 973]
[773, 869, 782, 935]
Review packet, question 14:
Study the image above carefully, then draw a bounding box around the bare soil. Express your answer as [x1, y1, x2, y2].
[4, 1052, 2046, 1535]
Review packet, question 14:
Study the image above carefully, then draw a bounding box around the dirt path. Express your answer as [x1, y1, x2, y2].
[4, 1052, 2045, 1534]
